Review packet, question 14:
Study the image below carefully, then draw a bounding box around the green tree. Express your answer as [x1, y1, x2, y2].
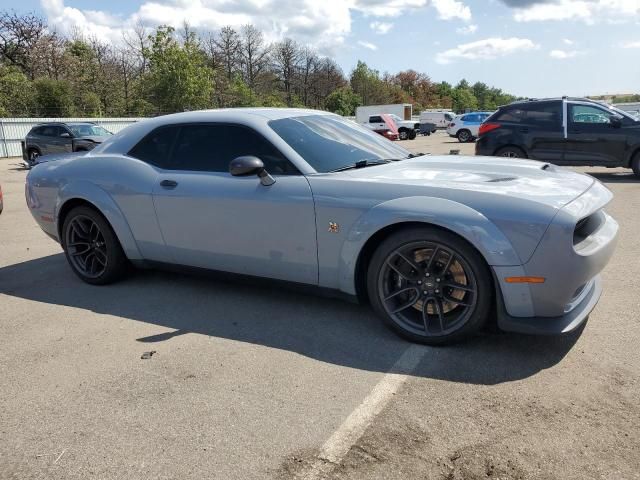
[0, 66, 34, 116]
[142, 26, 213, 113]
[325, 86, 361, 116]
[33, 78, 74, 116]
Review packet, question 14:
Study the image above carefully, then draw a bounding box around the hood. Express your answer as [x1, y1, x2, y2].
[342, 155, 594, 210]
[75, 135, 110, 143]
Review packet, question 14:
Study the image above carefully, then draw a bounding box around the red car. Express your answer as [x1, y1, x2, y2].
[371, 114, 399, 141]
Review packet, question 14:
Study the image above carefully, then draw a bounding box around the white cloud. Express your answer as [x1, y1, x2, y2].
[357, 40, 378, 50]
[431, 0, 472, 21]
[622, 41, 640, 48]
[563, 38, 574, 45]
[549, 49, 580, 59]
[40, 0, 473, 52]
[369, 21, 394, 34]
[436, 37, 538, 64]
[510, 0, 640, 24]
[456, 24, 478, 34]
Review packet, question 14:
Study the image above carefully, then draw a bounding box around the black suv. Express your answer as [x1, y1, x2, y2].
[21, 122, 113, 167]
[475, 97, 640, 177]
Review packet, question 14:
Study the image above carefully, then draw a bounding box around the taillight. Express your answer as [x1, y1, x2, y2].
[478, 122, 501, 136]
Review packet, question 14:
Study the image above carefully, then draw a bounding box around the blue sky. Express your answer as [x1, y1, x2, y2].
[8, 0, 640, 97]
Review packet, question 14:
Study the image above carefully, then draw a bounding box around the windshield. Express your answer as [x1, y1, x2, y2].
[269, 115, 411, 173]
[68, 124, 113, 137]
[389, 114, 402, 122]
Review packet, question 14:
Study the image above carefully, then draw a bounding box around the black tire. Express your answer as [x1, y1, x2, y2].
[457, 129, 472, 143]
[27, 148, 40, 166]
[61, 206, 128, 285]
[632, 153, 640, 178]
[408, 129, 417, 140]
[398, 129, 409, 140]
[495, 146, 527, 159]
[367, 227, 492, 345]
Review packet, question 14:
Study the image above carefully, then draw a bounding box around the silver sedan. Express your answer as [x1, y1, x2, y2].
[25, 109, 618, 344]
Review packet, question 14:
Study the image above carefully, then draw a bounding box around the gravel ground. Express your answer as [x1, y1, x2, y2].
[1, 134, 638, 479]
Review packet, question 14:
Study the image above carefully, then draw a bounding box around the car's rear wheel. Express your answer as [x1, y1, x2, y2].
[457, 129, 472, 143]
[367, 227, 492, 345]
[495, 146, 527, 158]
[632, 152, 640, 178]
[61, 206, 127, 285]
[398, 129, 409, 140]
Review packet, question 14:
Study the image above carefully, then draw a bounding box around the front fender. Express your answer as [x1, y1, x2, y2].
[337, 196, 520, 295]
[56, 181, 143, 261]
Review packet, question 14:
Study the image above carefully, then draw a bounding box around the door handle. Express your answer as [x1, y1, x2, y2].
[160, 179, 178, 188]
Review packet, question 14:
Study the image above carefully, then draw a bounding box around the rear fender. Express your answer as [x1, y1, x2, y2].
[56, 181, 142, 260]
[338, 196, 520, 295]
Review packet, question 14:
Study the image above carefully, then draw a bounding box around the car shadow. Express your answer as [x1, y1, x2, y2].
[0, 253, 583, 385]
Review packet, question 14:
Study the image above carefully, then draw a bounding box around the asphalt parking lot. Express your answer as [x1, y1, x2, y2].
[1, 131, 639, 480]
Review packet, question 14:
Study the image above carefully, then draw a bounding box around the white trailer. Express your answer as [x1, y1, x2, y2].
[355, 104, 413, 123]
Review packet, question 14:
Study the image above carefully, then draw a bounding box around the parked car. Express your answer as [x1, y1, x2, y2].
[362, 113, 417, 140]
[420, 110, 456, 130]
[446, 112, 493, 143]
[22, 122, 113, 167]
[476, 97, 640, 177]
[25, 108, 618, 345]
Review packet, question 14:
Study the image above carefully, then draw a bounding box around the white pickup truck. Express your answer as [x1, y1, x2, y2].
[361, 114, 419, 140]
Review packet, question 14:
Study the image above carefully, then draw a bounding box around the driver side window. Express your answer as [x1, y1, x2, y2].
[169, 124, 298, 175]
[569, 105, 613, 125]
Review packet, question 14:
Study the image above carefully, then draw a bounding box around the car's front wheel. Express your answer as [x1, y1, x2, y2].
[27, 148, 40, 166]
[398, 129, 409, 140]
[61, 206, 128, 285]
[367, 227, 492, 345]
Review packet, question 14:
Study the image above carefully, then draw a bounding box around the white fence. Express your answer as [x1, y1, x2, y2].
[0, 117, 144, 158]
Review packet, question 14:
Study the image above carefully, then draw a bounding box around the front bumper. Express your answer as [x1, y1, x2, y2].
[497, 275, 602, 335]
[493, 180, 617, 335]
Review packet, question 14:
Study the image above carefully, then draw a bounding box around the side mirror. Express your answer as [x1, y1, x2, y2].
[229, 156, 275, 186]
[60, 132, 71, 138]
[610, 116, 623, 128]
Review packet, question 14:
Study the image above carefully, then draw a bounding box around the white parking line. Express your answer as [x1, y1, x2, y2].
[302, 344, 427, 479]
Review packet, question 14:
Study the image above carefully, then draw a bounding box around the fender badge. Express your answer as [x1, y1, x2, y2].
[328, 222, 339, 233]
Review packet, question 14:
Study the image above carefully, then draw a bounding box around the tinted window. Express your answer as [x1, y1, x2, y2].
[169, 124, 296, 174]
[369, 115, 383, 123]
[40, 126, 60, 137]
[444, 113, 454, 121]
[524, 103, 562, 127]
[495, 102, 561, 127]
[128, 126, 180, 168]
[31, 127, 44, 136]
[269, 114, 411, 173]
[68, 124, 113, 136]
[495, 107, 526, 123]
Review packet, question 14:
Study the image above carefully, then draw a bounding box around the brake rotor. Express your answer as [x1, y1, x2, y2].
[410, 247, 468, 314]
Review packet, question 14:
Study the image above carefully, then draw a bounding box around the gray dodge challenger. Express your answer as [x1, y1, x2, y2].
[25, 109, 618, 344]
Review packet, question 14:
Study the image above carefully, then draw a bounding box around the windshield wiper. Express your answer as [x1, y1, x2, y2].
[329, 159, 392, 172]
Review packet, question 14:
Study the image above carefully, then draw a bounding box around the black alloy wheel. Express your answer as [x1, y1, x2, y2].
[62, 206, 127, 285]
[368, 227, 492, 344]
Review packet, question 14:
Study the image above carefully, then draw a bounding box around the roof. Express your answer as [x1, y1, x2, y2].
[153, 107, 332, 122]
[510, 96, 598, 104]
